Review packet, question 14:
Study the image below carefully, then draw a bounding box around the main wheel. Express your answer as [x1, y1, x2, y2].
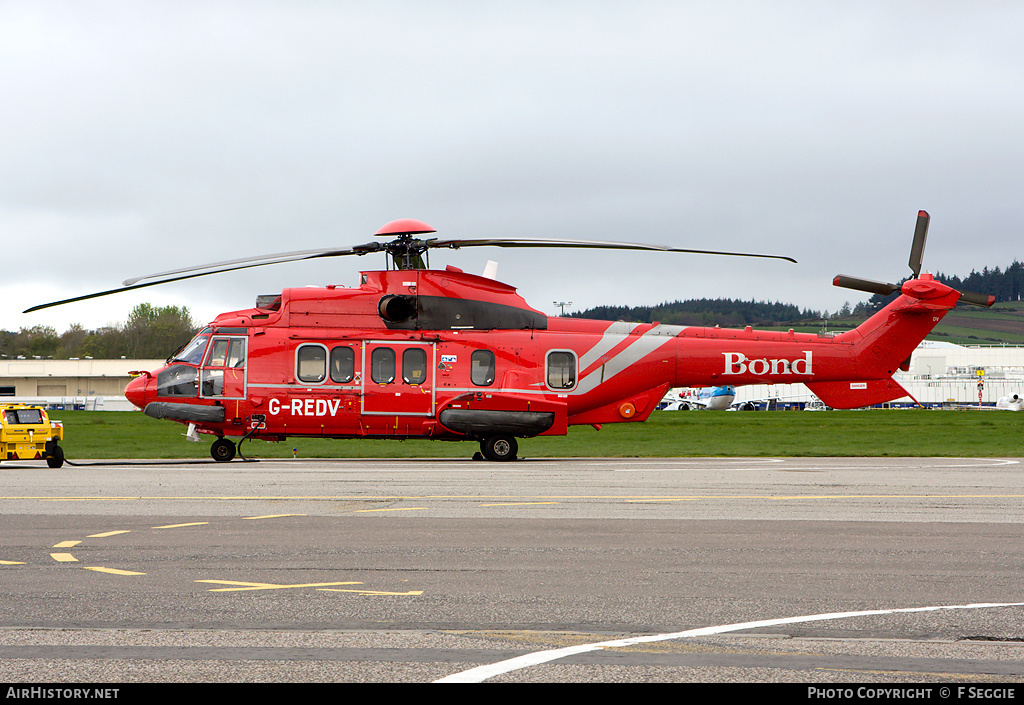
[480, 434, 518, 462]
[211, 438, 236, 462]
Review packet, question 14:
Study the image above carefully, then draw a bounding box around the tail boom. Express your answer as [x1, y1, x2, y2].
[667, 274, 963, 409]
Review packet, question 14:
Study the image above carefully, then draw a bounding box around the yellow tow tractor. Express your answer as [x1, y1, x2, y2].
[0, 404, 65, 468]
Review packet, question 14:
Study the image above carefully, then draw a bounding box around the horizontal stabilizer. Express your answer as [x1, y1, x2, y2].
[805, 379, 911, 410]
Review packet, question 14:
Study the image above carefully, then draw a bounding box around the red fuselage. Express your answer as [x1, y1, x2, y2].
[124, 267, 960, 444]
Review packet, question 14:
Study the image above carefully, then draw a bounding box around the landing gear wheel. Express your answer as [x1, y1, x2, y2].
[46, 445, 65, 469]
[211, 438, 236, 462]
[480, 435, 518, 462]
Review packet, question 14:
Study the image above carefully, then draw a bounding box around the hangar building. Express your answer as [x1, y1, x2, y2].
[0, 358, 164, 411]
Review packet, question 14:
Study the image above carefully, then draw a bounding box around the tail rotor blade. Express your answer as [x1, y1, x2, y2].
[958, 289, 996, 307]
[834, 210, 995, 309]
[908, 210, 930, 278]
[833, 275, 900, 297]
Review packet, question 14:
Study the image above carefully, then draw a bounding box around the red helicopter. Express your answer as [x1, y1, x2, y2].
[27, 211, 993, 462]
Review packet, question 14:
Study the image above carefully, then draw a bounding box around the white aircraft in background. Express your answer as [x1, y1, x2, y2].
[660, 386, 737, 411]
[996, 394, 1023, 411]
[661, 387, 827, 412]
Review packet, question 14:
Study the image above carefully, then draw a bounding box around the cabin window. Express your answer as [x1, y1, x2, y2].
[546, 350, 577, 390]
[330, 346, 355, 383]
[471, 349, 495, 386]
[402, 348, 428, 385]
[370, 347, 396, 384]
[296, 344, 327, 383]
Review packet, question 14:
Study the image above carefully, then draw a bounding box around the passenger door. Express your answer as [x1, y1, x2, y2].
[361, 341, 435, 416]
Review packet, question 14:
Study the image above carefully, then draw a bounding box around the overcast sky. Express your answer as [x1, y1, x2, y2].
[3, 1, 1023, 338]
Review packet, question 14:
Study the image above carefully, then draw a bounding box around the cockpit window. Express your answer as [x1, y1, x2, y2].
[172, 328, 212, 365]
[205, 338, 246, 368]
[157, 365, 199, 397]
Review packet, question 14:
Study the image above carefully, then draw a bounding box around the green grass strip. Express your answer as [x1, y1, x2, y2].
[23, 409, 1022, 461]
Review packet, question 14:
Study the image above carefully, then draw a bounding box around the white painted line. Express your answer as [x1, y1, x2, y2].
[434, 601, 1024, 683]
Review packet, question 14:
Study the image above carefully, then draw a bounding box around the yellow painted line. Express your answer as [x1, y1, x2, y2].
[42, 498, 138, 502]
[480, 502, 559, 507]
[626, 498, 708, 503]
[354, 507, 427, 513]
[243, 514, 307, 520]
[153, 522, 209, 529]
[84, 567, 146, 576]
[1, 560, 26, 565]
[196, 580, 363, 592]
[50, 553, 78, 562]
[318, 588, 424, 596]
[88, 530, 131, 538]
[52, 540, 81, 548]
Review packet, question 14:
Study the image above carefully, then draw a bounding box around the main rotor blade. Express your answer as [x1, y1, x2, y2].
[908, 210, 930, 278]
[24, 250, 362, 314]
[26, 234, 795, 314]
[122, 245, 370, 286]
[426, 237, 798, 263]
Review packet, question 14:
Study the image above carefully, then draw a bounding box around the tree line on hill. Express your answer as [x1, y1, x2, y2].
[571, 261, 1024, 326]
[865, 261, 1024, 311]
[569, 299, 818, 328]
[1, 304, 196, 360]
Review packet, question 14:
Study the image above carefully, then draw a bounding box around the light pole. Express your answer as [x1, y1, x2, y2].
[553, 301, 572, 316]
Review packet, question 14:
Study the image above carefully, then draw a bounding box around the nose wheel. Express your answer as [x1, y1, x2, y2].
[46, 445, 65, 468]
[211, 437, 236, 462]
[480, 434, 518, 462]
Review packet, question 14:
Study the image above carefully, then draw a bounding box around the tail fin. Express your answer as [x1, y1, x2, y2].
[807, 274, 960, 409]
[812, 211, 995, 409]
[806, 379, 912, 409]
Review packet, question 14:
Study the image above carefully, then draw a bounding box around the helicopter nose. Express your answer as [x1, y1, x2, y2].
[124, 372, 153, 410]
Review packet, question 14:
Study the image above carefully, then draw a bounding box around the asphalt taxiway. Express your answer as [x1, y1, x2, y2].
[1, 456, 1023, 683]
